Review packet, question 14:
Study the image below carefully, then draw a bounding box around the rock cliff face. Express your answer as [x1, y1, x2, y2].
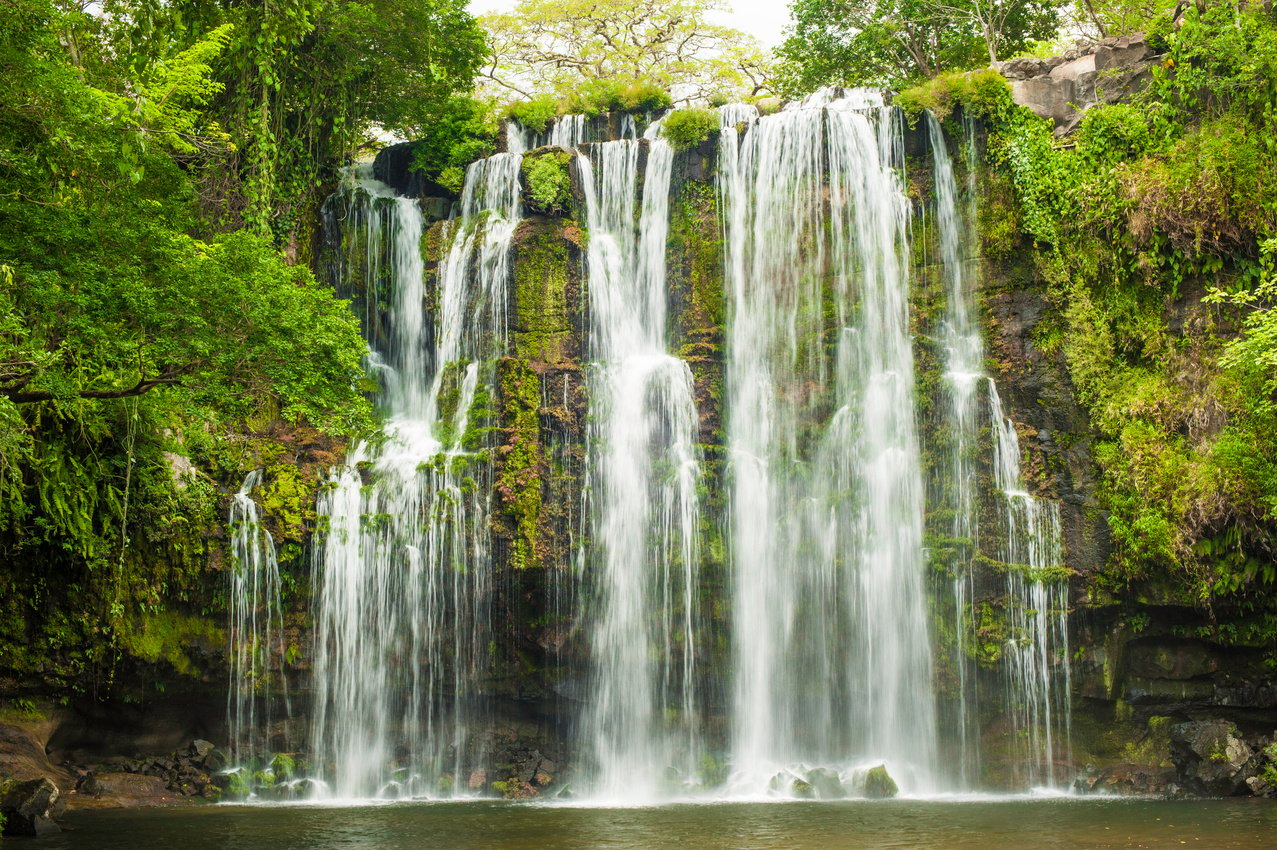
[5, 48, 1276, 806]
[996, 34, 1159, 133]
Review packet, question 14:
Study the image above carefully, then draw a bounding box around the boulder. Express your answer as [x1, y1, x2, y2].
[863, 764, 898, 799]
[0, 777, 63, 836]
[1073, 763, 1177, 795]
[1094, 34, 1153, 71]
[1170, 720, 1259, 795]
[805, 767, 847, 799]
[998, 33, 1159, 134]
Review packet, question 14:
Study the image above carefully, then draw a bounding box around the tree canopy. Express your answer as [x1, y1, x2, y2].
[481, 0, 773, 104]
[0, 0, 381, 688]
[775, 0, 1061, 93]
[79, 0, 487, 239]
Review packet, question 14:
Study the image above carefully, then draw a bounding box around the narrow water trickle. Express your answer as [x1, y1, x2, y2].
[226, 470, 289, 769]
[926, 114, 1072, 789]
[989, 384, 1071, 788]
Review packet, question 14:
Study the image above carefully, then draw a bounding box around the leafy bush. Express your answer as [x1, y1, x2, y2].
[661, 108, 719, 151]
[619, 80, 672, 112]
[508, 96, 559, 134]
[439, 165, 467, 195]
[1075, 104, 1156, 168]
[522, 152, 573, 214]
[1119, 118, 1273, 257]
[893, 68, 1014, 123]
[409, 96, 496, 194]
[561, 80, 623, 116]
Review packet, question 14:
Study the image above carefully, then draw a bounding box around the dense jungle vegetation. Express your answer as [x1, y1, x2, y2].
[894, 5, 1277, 623]
[1, 0, 1275, 701]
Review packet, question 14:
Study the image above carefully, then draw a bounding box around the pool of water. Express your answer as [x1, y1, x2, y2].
[47, 797, 1277, 849]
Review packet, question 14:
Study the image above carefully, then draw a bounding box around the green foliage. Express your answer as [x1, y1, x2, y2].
[496, 360, 543, 569]
[619, 80, 675, 112]
[776, 0, 1060, 94]
[270, 752, 296, 781]
[522, 153, 573, 216]
[88, 0, 486, 240]
[509, 96, 560, 134]
[0, 0, 375, 696]
[894, 69, 1015, 123]
[482, 0, 772, 103]
[560, 78, 676, 116]
[408, 96, 497, 194]
[956, 6, 1277, 605]
[661, 108, 720, 151]
[506, 80, 675, 136]
[1074, 0, 1177, 43]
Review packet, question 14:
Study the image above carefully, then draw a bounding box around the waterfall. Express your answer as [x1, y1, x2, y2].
[226, 470, 289, 769]
[307, 154, 520, 799]
[577, 122, 707, 801]
[928, 113, 985, 785]
[990, 385, 1071, 788]
[720, 91, 938, 795]
[259, 100, 1078, 802]
[510, 113, 636, 154]
[927, 115, 1071, 789]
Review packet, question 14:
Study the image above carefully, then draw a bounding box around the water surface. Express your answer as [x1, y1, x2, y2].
[51, 798, 1277, 849]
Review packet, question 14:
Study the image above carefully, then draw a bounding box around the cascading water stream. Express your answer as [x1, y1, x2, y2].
[307, 147, 522, 799]
[989, 386, 1071, 788]
[926, 114, 1071, 789]
[226, 470, 289, 769]
[928, 113, 985, 784]
[720, 91, 938, 795]
[577, 120, 707, 801]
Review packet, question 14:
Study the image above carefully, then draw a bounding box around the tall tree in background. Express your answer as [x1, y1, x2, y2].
[481, 0, 773, 103]
[91, 0, 486, 240]
[0, 0, 380, 691]
[1071, 0, 1178, 39]
[775, 0, 1060, 94]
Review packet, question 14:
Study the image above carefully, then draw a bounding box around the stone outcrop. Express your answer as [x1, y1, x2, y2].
[1170, 720, 1264, 795]
[0, 777, 64, 836]
[75, 739, 228, 804]
[996, 34, 1159, 134]
[863, 765, 899, 798]
[372, 142, 454, 220]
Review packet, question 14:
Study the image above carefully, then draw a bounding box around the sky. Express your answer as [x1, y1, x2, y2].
[467, 0, 795, 47]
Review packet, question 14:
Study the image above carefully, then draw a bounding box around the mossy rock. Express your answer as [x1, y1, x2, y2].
[863, 764, 898, 798]
[512, 218, 576, 366]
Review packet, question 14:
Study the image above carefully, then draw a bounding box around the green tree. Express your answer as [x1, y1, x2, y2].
[775, 0, 1060, 93]
[481, 0, 773, 103]
[89, 0, 487, 240]
[0, 0, 372, 690]
[1072, 0, 1178, 40]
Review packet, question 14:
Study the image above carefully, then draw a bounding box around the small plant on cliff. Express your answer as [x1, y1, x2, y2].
[662, 108, 719, 151]
[893, 68, 1013, 123]
[509, 96, 559, 134]
[523, 153, 573, 215]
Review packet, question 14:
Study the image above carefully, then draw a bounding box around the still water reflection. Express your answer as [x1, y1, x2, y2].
[51, 798, 1277, 849]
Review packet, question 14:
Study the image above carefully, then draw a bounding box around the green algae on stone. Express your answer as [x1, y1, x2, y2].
[512, 219, 575, 366]
[496, 358, 544, 569]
